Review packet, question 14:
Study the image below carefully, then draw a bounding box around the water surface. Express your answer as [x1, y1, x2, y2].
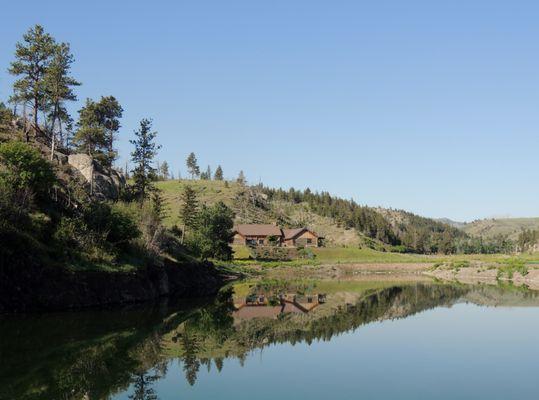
[2, 278, 539, 400]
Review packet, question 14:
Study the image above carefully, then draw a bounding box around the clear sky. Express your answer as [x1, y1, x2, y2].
[1, 0, 538, 221]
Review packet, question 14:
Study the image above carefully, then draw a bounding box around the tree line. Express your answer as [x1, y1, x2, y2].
[261, 186, 514, 254]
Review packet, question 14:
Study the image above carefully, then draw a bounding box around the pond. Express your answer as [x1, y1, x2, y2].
[2, 277, 539, 399]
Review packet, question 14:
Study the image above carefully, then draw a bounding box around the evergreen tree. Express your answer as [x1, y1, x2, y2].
[179, 184, 198, 242]
[9, 25, 57, 140]
[214, 165, 223, 181]
[73, 96, 122, 166]
[151, 188, 166, 221]
[97, 96, 123, 165]
[73, 98, 105, 158]
[186, 152, 200, 179]
[44, 42, 80, 158]
[205, 165, 211, 180]
[237, 170, 246, 185]
[160, 160, 170, 180]
[130, 118, 161, 202]
[190, 201, 235, 260]
[128, 372, 159, 400]
[0, 103, 14, 129]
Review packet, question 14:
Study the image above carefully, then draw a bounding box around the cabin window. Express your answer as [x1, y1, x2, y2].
[307, 239, 313, 244]
[258, 239, 264, 245]
[247, 239, 257, 246]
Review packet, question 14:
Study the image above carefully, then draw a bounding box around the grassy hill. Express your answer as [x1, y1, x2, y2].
[155, 179, 466, 254]
[156, 179, 369, 248]
[461, 218, 539, 240]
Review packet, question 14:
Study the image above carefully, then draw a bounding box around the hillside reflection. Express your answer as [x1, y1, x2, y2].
[2, 280, 539, 399]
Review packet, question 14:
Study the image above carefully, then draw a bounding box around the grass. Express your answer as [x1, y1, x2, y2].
[497, 260, 529, 280]
[232, 244, 539, 266]
[156, 179, 240, 227]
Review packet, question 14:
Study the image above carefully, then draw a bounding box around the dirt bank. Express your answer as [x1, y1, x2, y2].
[0, 258, 228, 313]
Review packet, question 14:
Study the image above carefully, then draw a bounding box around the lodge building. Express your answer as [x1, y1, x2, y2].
[232, 224, 320, 247]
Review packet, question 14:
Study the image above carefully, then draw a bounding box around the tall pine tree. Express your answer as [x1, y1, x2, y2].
[44, 42, 80, 158]
[130, 118, 161, 202]
[179, 184, 199, 243]
[186, 152, 200, 179]
[9, 25, 57, 140]
[214, 165, 223, 181]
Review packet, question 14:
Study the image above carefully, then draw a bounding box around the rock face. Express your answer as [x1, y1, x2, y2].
[68, 153, 126, 200]
[0, 257, 226, 313]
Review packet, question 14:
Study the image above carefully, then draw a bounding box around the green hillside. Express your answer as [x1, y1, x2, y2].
[156, 179, 369, 248]
[155, 179, 473, 254]
[462, 218, 539, 240]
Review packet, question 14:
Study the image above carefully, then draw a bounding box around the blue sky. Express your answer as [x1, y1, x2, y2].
[1, 1, 538, 221]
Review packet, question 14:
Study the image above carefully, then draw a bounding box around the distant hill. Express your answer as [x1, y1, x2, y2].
[436, 218, 467, 229]
[460, 217, 539, 240]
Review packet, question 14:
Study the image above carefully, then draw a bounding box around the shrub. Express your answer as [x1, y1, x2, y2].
[298, 247, 316, 260]
[83, 201, 140, 247]
[0, 141, 55, 195]
[187, 201, 234, 261]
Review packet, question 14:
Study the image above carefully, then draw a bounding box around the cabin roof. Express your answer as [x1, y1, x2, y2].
[233, 224, 282, 237]
[282, 228, 318, 240]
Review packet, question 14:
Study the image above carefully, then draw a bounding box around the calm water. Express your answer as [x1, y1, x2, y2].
[2, 279, 539, 400]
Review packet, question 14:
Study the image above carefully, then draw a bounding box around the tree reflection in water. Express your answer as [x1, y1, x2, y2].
[2, 281, 538, 398]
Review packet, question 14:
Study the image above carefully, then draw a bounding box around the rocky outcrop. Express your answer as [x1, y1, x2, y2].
[68, 153, 125, 200]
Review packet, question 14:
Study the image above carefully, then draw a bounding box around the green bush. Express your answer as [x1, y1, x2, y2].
[83, 202, 140, 247]
[0, 141, 55, 194]
[298, 247, 316, 260]
[53, 217, 84, 249]
[187, 201, 234, 261]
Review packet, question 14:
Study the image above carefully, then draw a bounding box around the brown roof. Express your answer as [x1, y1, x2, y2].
[233, 224, 282, 237]
[282, 228, 318, 240]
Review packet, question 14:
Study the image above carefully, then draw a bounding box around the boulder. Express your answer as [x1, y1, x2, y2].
[68, 153, 125, 200]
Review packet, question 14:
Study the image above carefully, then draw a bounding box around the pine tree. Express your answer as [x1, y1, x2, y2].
[186, 152, 200, 179]
[97, 96, 123, 165]
[205, 165, 211, 180]
[9, 25, 57, 140]
[44, 42, 80, 158]
[160, 160, 170, 180]
[73, 98, 106, 158]
[179, 184, 198, 243]
[214, 165, 223, 181]
[151, 188, 166, 221]
[237, 170, 246, 185]
[73, 96, 122, 166]
[130, 118, 161, 202]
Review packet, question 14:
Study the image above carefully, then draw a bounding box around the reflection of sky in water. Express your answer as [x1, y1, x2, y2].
[116, 304, 539, 400]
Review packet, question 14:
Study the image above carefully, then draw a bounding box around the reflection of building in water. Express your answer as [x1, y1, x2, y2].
[233, 293, 326, 322]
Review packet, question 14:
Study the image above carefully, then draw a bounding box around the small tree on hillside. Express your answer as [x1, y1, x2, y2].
[130, 118, 161, 202]
[186, 152, 200, 179]
[73, 96, 122, 166]
[73, 98, 106, 158]
[214, 165, 223, 181]
[237, 170, 246, 185]
[179, 184, 198, 243]
[160, 161, 170, 180]
[151, 188, 166, 221]
[189, 201, 234, 261]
